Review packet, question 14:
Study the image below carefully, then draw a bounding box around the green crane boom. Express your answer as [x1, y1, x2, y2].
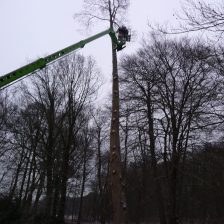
[0, 27, 128, 89]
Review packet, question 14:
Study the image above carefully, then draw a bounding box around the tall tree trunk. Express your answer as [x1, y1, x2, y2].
[57, 149, 70, 224]
[168, 128, 179, 224]
[169, 150, 179, 224]
[45, 115, 55, 222]
[33, 171, 45, 213]
[25, 162, 38, 209]
[96, 129, 106, 224]
[9, 148, 26, 199]
[46, 149, 54, 220]
[22, 147, 36, 209]
[146, 85, 167, 224]
[19, 149, 31, 205]
[77, 146, 87, 224]
[52, 172, 60, 220]
[45, 107, 55, 221]
[109, 36, 127, 223]
[122, 113, 129, 222]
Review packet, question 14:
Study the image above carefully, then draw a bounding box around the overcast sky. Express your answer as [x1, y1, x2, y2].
[0, 0, 184, 97]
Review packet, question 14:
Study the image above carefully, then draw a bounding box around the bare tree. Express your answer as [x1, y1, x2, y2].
[120, 48, 167, 224]
[120, 34, 223, 223]
[55, 55, 99, 224]
[75, 1, 130, 223]
[91, 108, 111, 224]
[172, 0, 224, 40]
[14, 53, 100, 223]
[152, 37, 222, 224]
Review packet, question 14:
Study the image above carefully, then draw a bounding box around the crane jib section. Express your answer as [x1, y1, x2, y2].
[0, 28, 123, 89]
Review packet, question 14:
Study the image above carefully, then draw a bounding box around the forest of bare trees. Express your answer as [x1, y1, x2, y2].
[1, 0, 224, 224]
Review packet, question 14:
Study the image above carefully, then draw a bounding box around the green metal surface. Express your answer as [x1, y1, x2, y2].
[0, 28, 123, 89]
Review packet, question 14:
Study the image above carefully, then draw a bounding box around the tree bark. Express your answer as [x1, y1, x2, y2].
[109, 37, 127, 224]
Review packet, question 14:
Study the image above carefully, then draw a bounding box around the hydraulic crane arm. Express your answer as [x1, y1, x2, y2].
[0, 27, 128, 89]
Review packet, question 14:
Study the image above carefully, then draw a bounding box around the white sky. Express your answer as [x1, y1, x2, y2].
[0, 0, 183, 98]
